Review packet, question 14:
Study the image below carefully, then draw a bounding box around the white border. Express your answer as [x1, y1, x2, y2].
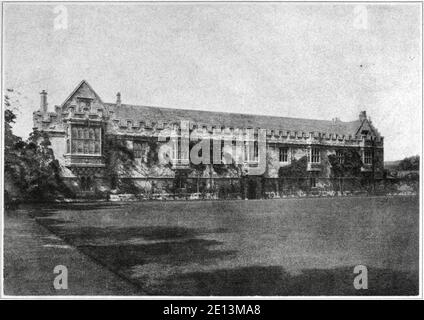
[0, 0, 422, 301]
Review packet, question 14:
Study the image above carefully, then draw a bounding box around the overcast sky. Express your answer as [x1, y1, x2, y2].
[3, 2, 421, 161]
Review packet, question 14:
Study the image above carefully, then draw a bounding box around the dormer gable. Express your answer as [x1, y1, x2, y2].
[61, 80, 104, 114]
[355, 111, 379, 138]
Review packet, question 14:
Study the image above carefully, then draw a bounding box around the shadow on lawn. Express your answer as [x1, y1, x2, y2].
[36, 217, 228, 243]
[78, 239, 235, 270]
[158, 265, 419, 296]
[30, 206, 419, 296]
[28, 202, 125, 215]
[33, 217, 237, 293]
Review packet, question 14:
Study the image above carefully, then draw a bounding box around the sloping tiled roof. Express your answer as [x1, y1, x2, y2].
[104, 102, 363, 136]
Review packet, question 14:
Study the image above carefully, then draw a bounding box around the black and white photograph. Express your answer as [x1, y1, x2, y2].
[0, 1, 422, 299]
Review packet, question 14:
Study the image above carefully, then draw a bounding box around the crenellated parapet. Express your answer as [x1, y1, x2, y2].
[32, 109, 64, 133]
[33, 105, 108, 133]
[32, 84, 384, 153]
[105, 117, 383, 149]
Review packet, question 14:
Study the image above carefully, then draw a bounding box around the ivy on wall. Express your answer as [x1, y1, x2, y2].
[104, 136, 136, 190]
[145, 140, 161, 167]
[104, 137, 171, 193]
[328, 149, 363, 177]
[188, 139, 243, 177]
[278, 156, 309, 178]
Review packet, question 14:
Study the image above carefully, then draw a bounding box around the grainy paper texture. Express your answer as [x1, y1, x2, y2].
[1, 1, 421, 298]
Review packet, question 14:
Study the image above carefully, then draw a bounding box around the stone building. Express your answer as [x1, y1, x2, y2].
[33, 80, 384, 199]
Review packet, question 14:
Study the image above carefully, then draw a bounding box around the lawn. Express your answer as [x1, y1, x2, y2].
[12, 196, 420, 295]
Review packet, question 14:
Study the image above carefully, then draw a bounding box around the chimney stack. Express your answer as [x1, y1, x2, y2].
[40, 90, 48, 113]
[116, 92, 121, 107]
[359, 111, 367, 122]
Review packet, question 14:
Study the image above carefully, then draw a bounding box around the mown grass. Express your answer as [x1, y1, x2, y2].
[25, 196, 419, 295]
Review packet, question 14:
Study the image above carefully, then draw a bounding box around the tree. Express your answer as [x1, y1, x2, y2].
[4, 93, 23, 175]
[398, 155, 419, 171]
[4, 91, 73, 202]
[18, 130, 73, 199]
[4, 93, 24, 204]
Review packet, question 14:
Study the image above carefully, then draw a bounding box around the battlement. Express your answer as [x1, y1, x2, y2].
[106, 116, 383, 146]
[33, 110, 63, 131]
[32, 82, 384, 150]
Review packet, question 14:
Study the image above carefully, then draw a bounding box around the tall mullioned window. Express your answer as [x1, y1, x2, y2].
[133, 142, 150, 163]
[336, 150, 344, 164]
[309, 148, 320, 163]
[364, 150, 372, 164]
[133, 142, 143, 159]
[244, 141, 249, 162]
[71, 126, 101, 155]
[253, 141, 258, 161]
[243, 140, 257, 162]
[279, 147, 288, 162]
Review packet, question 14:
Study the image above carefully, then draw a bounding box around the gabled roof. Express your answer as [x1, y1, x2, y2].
[355, 119, 378, 137]
[60, 80, 378, 137]
[60, 80, 104, 108]
[105, 102, 366, 137]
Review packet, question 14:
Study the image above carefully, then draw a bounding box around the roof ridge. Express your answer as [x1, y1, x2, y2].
[104, 102, 352, 125]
